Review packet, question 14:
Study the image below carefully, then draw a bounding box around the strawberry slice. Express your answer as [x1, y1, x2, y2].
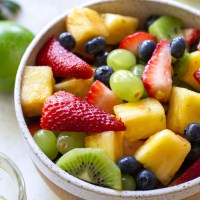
[119, 32, 157, 56]
[36, 37, 94, 79]
[183, 28, 200, 46]
[85, 80, 123, 114]
[172, 157, 200, 185]
[193, 69, 200, 84]
[40, 91, 126, 134]
[142, 39, 172, 103]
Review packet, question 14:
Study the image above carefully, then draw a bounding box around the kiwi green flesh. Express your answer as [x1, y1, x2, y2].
[56, 148, 122, 191]
[148, 15, 183, 41]
[173, 53, 191, 76]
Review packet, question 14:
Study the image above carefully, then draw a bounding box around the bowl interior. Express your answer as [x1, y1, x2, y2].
[15, 0, 200, 199]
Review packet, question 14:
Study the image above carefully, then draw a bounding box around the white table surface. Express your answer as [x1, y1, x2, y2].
[0, 0, 200, 200]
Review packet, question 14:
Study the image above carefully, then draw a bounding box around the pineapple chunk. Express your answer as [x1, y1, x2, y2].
[67, 7, 109, 52]
[85, 131, 124, 162]
[174, 51, 200, 92]
[114, 98, 166, 142]
[101, 13, 139, 45]
[21, 66, 55, 117]
[134, 129, 191, 185]
[54, 77, 93, 98]
[167, 86, 200, 134]
[182, 51, 200, 92]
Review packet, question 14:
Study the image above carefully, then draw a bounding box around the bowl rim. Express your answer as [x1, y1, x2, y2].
[14, 0, 200, 198]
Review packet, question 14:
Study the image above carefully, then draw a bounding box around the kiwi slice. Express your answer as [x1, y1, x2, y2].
[148, 15, 183, 41]
[173, 52, 191, 77]
[56, 148, 122, 190]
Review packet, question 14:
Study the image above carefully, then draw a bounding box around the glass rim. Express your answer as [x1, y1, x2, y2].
[0, 153, 26, 200]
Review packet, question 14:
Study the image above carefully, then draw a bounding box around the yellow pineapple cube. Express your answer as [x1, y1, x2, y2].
[54, 77, 93, 98]
[167, 86, 200, 134]
[134, 129, 191, 185]
[67, 7, 109, 52]
[101, 13, 139, 45]
[85, 131, 124, 162]
[175, 51, 200, 92]
[21, 66, 55, 117]
[114, 98, 166, 142]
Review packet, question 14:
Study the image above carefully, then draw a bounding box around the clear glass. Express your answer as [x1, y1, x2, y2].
[0, 153, 26, 200]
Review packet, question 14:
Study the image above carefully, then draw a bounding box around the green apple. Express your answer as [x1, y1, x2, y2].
[0, 21, 34, 92]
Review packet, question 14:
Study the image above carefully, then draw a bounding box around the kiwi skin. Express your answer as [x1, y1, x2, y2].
[56, 148, 122, 191]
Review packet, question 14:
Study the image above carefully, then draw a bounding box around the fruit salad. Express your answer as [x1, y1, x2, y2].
[21, 7, 200, 191]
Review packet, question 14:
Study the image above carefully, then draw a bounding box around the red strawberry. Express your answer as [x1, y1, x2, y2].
[193, 69, 200, 84]
[36, 37, 94, 79]
[172, 157, 200, 185]
[40, 91, 125, 134]
[85, 80, 123, 114]
[119, 32, 157, 56]
[142, 39, 172, 103]
[183, 28, 200, 46]
[27, 118, 41, 136]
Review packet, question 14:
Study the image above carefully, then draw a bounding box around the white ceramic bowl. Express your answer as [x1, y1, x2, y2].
[14, 0, 200, 199]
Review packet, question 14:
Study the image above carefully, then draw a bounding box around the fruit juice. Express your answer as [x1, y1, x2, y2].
[21, 6, 200, 191]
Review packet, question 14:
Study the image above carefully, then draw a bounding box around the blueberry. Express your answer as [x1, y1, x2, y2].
[117, 156, 141, 175]
[94, 65, 114, 87]
[58, 32, 76, 51]
[94, 51, 109, 66]
[184, 123, 200, 144]
[144, 15, 160, 31]
[85, 37, 106, 55]
[170, 37, 186, 59]
[138, 40, 156, 63]
[185, 143, 200, 164]
[136, 169, 157, 190]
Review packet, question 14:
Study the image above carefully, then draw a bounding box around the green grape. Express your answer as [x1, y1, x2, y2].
[57, 132, 87, 154]
[110, 70, 144, 102]
[122, 174, 136, 191]
[33, 129, 58, 160]
[107, 49, 136, 71]
[130, 64, 145, 78]
[130, 64, 149, 99]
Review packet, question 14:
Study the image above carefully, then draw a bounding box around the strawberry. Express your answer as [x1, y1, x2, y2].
[183, 28, 200, 46]
[27, 118, 41, 136]
[36, 37, 94, 79]
[142, 39, 172, 103]
[85, 80, 123, 114]
[40, 91, 126, 134]
[119, 32, 157, 56]
[172, 157, 200, 185]
[193, 69, 200, 84]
